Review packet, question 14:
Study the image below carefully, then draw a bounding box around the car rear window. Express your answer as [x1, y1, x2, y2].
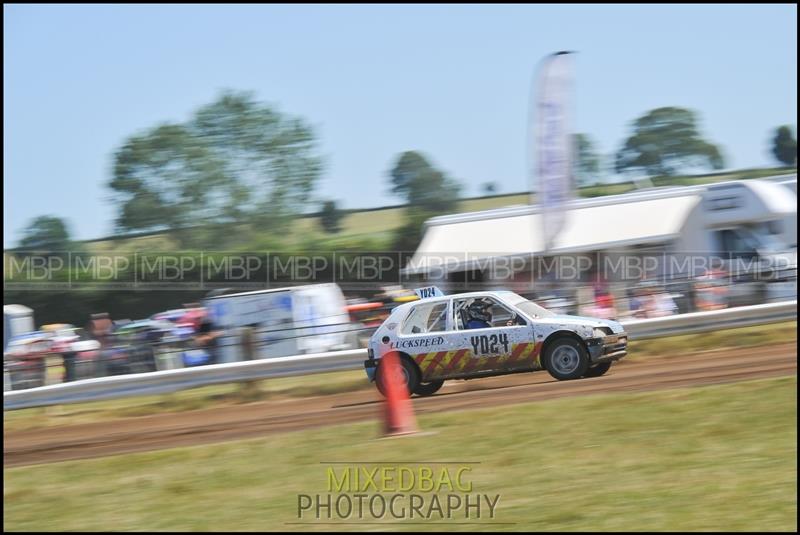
[400, 302, 448, 334]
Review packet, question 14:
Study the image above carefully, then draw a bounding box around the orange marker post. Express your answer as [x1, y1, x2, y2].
[379, 350, 419, 437]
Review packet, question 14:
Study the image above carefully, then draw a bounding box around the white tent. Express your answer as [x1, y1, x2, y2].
[404, 177, 797, 276]
[404, 191, 700, 275]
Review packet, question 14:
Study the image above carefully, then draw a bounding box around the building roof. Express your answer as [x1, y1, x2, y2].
[405, 177, 797, 276]
[404, 194, 700, 275]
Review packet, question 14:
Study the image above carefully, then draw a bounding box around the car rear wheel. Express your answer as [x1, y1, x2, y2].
[413, 380, 444, 397]
[584, 361, 612, 378]
[543, 337, 590, 380]
[375, 354, 419, 397]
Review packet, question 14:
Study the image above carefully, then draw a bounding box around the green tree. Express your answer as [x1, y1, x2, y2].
[615, 107, 725, 176]
[388, 151, 461, 251]
[573, 133, 601, 187]
[389, 151, 461, 211]
[319, 200, 344, 234]
[772, 125, 797, 166]
[109, 90, 323, 246]
[18, 216, 73, 251]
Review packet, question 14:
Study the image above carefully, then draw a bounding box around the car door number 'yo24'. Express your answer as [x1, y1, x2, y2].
[470, 333, 509, 356]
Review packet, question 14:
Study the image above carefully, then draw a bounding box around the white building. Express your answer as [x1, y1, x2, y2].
[403, 176, 797, 305]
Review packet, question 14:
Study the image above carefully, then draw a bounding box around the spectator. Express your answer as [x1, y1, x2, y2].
[88, 313, 113, 377]
[645, 288, 678, 318]
[654, 290, 679, 317]
[195, 316, 222, 364]
[694, 269, 729, 311]
[62, 346, 77, 382]
[629, 287, 649, 319]
[594, 292, 617, 320]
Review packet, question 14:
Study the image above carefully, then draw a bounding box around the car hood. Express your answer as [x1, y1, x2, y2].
[538, 315, 626, 334]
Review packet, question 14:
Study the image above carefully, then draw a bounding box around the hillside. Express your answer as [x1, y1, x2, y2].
[19, 166, 797, 254]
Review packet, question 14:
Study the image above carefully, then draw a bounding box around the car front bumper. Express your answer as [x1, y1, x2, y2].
[586, 333, 628, 364]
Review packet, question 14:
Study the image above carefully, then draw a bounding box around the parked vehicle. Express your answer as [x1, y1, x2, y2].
[4, 304, 35, 353]
[4, 325, 101, 389]
[345, 288, 420, 347]
[42, 324, 102, 381]
[4, 331, 52, 390]
[101, 320, 175, 375]
[204, 283, 354, 359]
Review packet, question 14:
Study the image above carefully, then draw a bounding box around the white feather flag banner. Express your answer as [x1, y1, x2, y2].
[531, 51, 575, 252]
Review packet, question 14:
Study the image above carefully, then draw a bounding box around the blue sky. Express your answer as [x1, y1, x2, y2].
[4, 4, 797, 245]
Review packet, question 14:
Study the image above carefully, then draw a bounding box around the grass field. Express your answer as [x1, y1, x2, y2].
[4, 376, 797, 531]
[3, 321, 796, 432]
[82, 193, 537, 253]
[627, 320, 798, 359]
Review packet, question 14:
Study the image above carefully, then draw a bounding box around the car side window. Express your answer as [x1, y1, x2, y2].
[489, 300, 526, 327]
[400, 302, 449, 335]
[453, 297, 526, 330]
[453, 299, 471, 330]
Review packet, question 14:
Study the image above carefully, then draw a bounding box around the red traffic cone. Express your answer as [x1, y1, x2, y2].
[379, 350, 419, 437]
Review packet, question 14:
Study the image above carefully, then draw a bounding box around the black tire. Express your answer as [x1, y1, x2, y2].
[543, 336, 590, 381]
[375, 354, 420, 398]
[584, 361, 612, 378]
[413, 380, 444, 397]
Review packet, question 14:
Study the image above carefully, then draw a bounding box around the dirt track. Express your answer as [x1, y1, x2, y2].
[4, 343, 797, 468]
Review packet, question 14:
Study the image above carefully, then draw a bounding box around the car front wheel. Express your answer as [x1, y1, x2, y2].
[543, 337, 590, 380]
[583, 361, 612, 378]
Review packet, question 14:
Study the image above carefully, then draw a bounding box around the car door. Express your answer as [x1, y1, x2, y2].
[445, 295, 536, 377]
[392, 299, 461, 382]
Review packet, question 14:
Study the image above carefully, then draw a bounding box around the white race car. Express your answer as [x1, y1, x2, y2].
[364, 287, 628, 397]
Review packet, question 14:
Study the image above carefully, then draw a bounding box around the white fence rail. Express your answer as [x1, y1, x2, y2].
[4, 301, 796, 410]
[622, 300, 797, 340]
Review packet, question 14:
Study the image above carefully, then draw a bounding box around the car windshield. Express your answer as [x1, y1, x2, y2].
[504, 295, 556, 319]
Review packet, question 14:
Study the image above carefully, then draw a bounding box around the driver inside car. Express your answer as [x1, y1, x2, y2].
[465, 299, 493, 329]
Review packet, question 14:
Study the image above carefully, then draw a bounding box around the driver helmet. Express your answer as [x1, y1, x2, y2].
[467, 299, 492, 323]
